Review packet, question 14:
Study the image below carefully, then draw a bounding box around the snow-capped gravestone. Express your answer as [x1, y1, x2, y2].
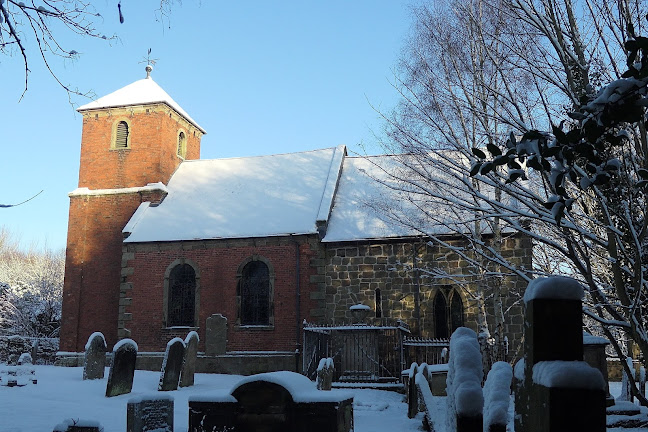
[316, 357, 334, 391]
[515, 277, 606, 432]
[18, 353, 32, 365]
[158, 338, 185, 392]
[127, 394, 174, 432]
[83, 332, 107, 380]
[205, 314, 227, 356]
[406, 362, 418, 419]
[188, 371, 354, 432]
[105, 339, 138, 397]
[179, 331, 199, 388]
[446, 327, 483, 432]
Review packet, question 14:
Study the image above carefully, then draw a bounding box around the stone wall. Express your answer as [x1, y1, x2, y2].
[317, 234, 530, 357]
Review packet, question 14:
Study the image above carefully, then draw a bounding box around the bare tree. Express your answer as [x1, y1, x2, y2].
[376, 0, 648, 404]
[0, 0, 177, 99]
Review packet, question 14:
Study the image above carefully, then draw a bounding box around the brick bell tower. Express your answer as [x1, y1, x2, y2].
[60, 65, 205, 353]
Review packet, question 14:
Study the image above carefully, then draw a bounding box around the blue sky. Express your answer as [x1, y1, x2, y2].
[1, 1, 414, 251]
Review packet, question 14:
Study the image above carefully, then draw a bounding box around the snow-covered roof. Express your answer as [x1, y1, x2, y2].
[123, 146, 346, 243]
[77, 76, 205, 133]
[322, 156, 431, 242]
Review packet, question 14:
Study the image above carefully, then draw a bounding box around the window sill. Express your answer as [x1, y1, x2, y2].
[162, 326, 199, 330]
[235, 325, 274, 331]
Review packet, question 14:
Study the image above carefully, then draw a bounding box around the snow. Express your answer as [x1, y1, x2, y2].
[77, 77, 205, 133]
[70, 182, 167, 198]
[230, 371, 353, 403]
[0, 366, 423, 431]
[583, 332, 610, 345]
[84, 332, 106, 351]
[112, 338, 138, 353]
[123, 147, 345, 243]
[483, 361, 513, 428]
[523, 276, 584, 303]
[350, 303, 372, 310]
[446, 327, 483, 432]
[532, 361, 605, 390]
[184, 331, 199, 345]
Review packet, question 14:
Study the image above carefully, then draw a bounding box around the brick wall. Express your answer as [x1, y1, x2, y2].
[60, 102, 202, 353]
[120, 235, 320, 353]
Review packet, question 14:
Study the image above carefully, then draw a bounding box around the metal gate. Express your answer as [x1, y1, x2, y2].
[303, 322, 410, 383]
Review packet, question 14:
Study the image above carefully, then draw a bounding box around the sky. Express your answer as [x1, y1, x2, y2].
[1, 1, 415, 251]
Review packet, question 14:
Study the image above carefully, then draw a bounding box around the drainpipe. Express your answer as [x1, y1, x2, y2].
[292, 236, 302, 372]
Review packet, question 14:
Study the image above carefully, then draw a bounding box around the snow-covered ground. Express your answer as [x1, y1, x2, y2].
[0, 365, 646, 431]
[0, 366, 423, 431]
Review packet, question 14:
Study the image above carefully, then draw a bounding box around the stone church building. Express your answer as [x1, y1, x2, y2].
[58, 69, 531, 370]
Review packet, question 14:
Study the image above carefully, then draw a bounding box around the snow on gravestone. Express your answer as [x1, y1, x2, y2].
[179, 331, 199, 388]
[446, 327, 483, 432]
[83, 332, 107, 380]
[52, 418, 102, 432]
[105, 339, 138, 397]
[158, 338, 185, 392]
[127, 394, 174, 432]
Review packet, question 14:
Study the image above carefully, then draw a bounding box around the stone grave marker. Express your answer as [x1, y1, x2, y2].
[158, 338, 185, 391]
[105, 339, 138, 397]
[83, 332, 107, 380]
[205, 314, 227, 356]
[127, 394, 174, 432]
[316, 357, 334, 391]
[179, 331, 199, 388]
[188, 371, 354, 432]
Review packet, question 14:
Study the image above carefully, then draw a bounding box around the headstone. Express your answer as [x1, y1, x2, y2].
[106, 339, 138, 397]
[127, 395, 174, 432]
[583, 332, 614, 406]
[407, 363, 419, 418]
[179, 331, 199, 388]
[18, 352, 33, 365]
[205, 314, 227, 356]
[52, 418, 102, 432]
[316, 357, 334, 391]
[158, 338, 185, 391]
[31, 339, 40, 364]
[188, 371, 353, 432]
[83, 332, 107, 380]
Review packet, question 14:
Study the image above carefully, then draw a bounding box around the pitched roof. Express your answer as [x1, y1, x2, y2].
[123, 146, 346, 243]
[77, 77, 205, 133]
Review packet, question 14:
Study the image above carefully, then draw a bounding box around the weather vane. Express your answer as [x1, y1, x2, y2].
[139, 48, 159, 78]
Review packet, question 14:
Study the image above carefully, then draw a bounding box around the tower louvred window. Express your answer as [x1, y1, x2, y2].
[115, 121, 129, 148]
[177, 131, 186, 157]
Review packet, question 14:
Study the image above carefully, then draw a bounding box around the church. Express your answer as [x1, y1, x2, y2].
[58, 67, 531, 371]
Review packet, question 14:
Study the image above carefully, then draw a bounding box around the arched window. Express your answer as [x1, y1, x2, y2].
[238, 259, 272, 326]
[375, 288, 383, 318]
[167, 263, 196, 327]
[433, 287, 464, 339]
[177, 131, 186, 158]
[434, 292, 449, 339]
[115, 121, 129, 148]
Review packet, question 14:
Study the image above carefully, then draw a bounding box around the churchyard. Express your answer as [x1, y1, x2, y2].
[1, 276, 648, 431]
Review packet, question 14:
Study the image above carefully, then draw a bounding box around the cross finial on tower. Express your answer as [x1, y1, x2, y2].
[139, 48, 159, 79]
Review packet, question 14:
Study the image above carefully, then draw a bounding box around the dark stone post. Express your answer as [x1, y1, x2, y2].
[105, 339, 138, 397]
[516, 277, 606, 432]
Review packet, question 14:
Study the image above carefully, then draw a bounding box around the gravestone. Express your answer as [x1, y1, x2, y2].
[179, 331, 199, 388]
[316, 357, 334, 391]
[18, 353, 32, 365]
[127, 395, 174, 432]
[516, 277, 605, 432]
[31, 339, 40, 364]
[83, 332, 107, 380]
[105, 339, 138, 397]
[158, 338, 185, 392]
[188, 371, 353, 432]
[205, 314, 227, 356]
[407, 363, 419, 418]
